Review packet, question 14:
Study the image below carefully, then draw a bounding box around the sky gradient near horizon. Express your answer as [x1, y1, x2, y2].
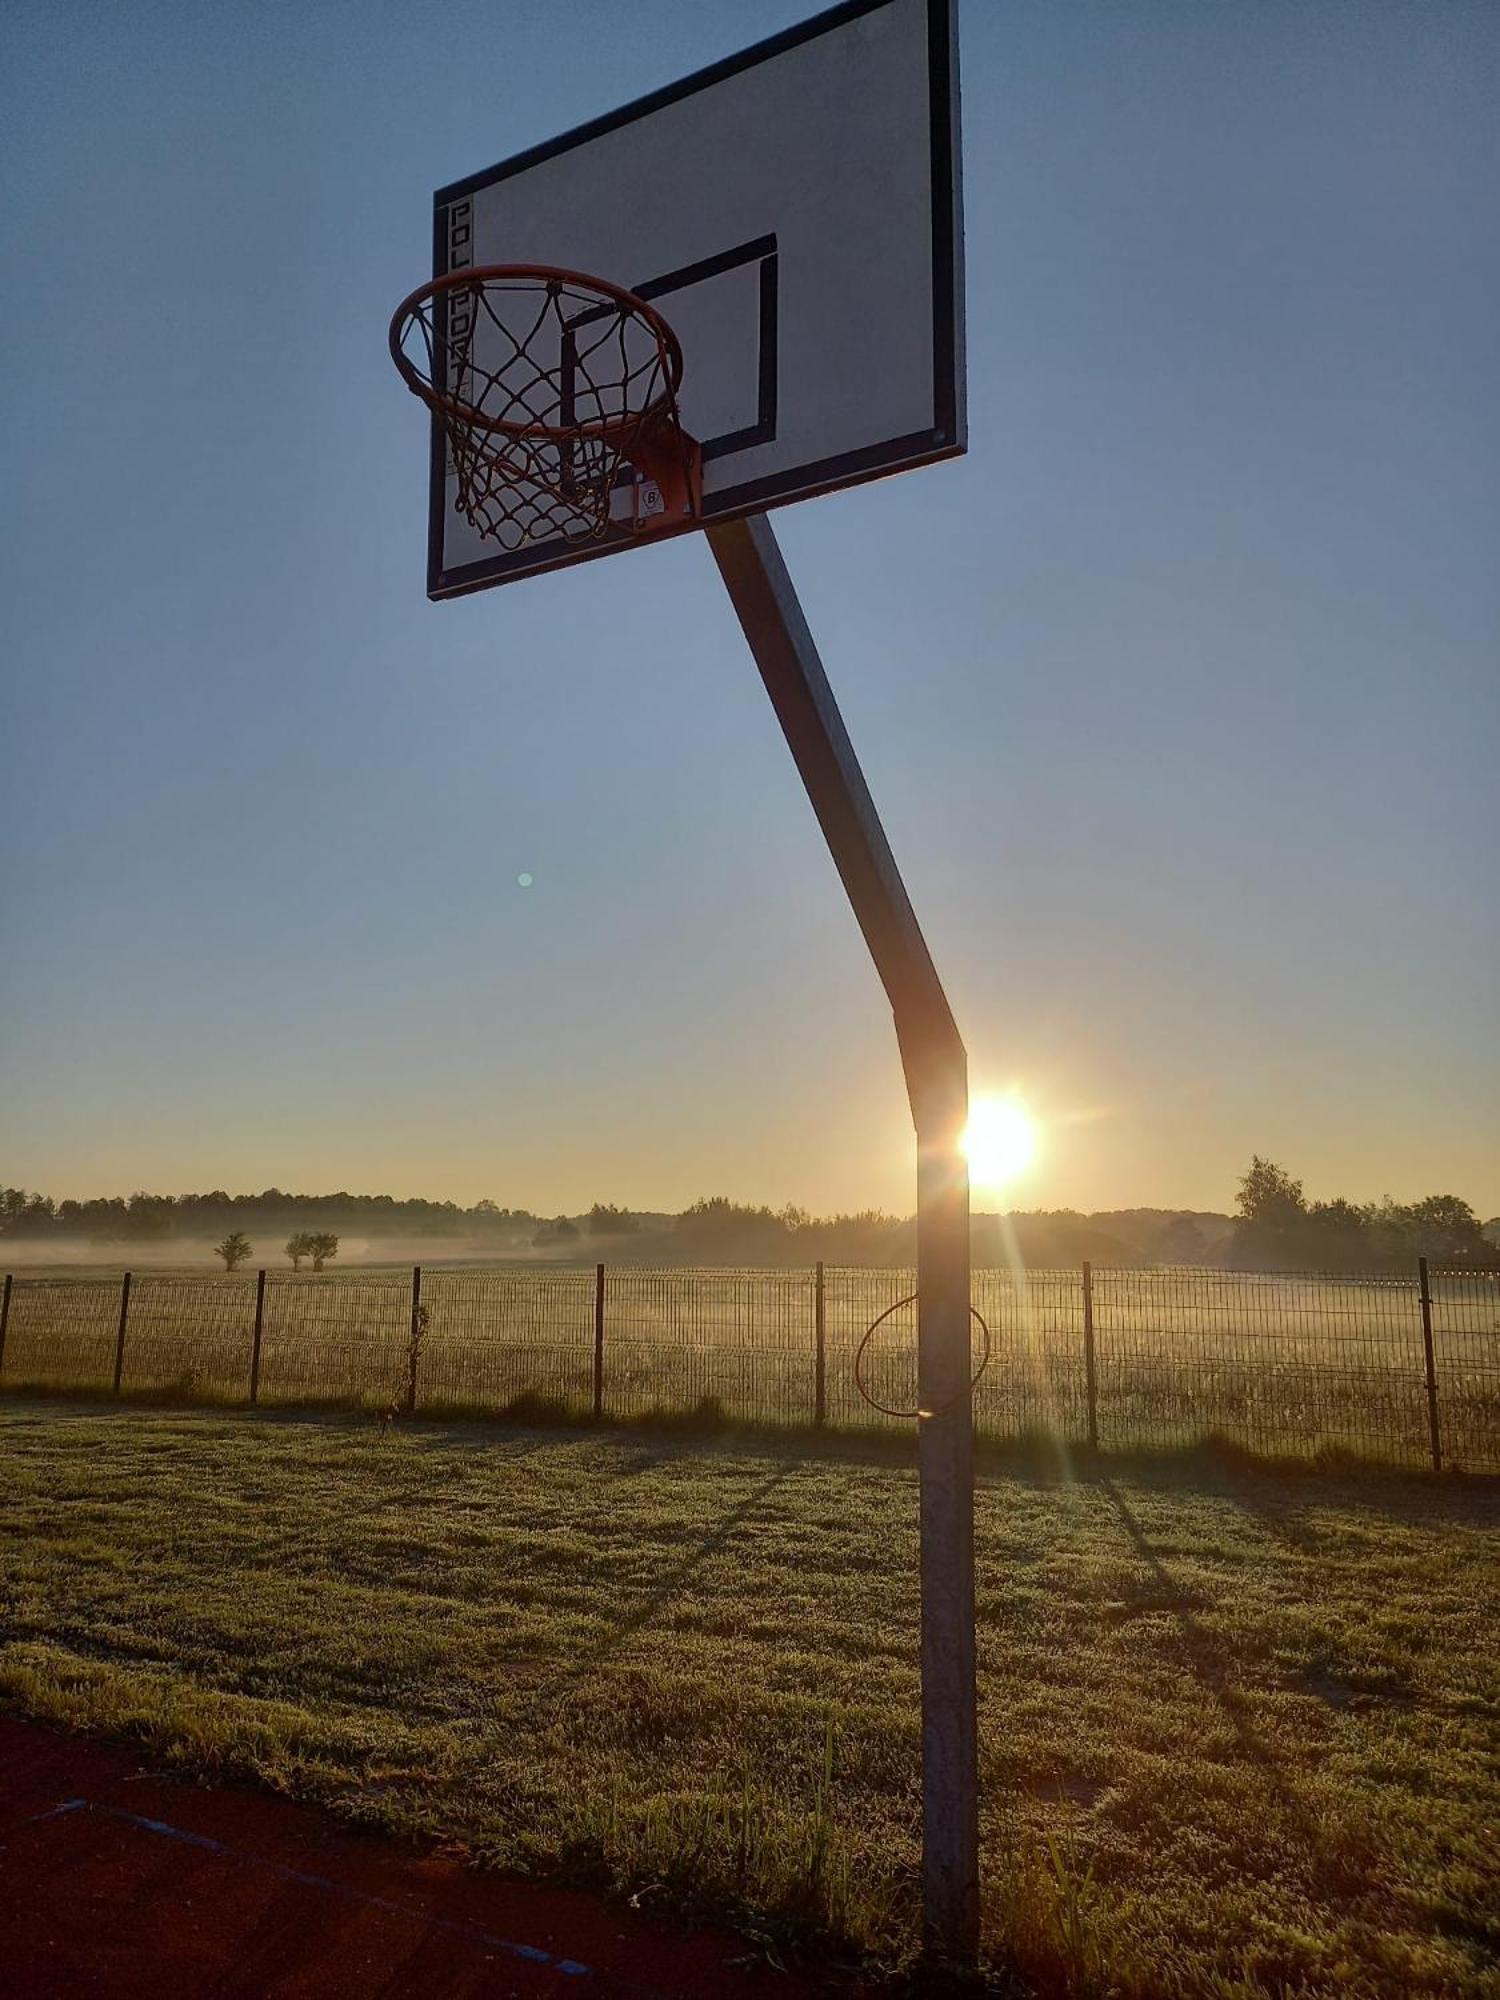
[2, 0, 1496, 1219]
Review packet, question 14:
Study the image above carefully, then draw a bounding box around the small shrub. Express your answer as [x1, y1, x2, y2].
[215, 1232, 252, 1272]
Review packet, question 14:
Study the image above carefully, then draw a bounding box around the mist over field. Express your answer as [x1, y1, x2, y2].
[0, 1233, 575, 1274]
[4, 1171, 1496, 1276]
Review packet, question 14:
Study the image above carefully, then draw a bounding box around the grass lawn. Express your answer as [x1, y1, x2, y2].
[0, 1402, 1495, 1996]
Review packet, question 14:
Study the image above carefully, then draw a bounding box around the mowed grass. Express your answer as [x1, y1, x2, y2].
[0, 1403, 1495, 1996]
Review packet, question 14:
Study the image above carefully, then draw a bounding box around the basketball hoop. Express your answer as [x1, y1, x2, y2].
[389, 266, 701, 553]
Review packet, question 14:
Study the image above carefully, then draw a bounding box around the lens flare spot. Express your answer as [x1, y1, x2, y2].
[516, 873, 534, 888]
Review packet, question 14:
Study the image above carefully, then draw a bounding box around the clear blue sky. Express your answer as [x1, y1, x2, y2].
[2, 0, 1495, 1218]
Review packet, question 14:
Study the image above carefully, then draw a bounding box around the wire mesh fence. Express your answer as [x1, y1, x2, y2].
[124, 1274, 261, 1401]
[1087, 1267, 1442, 1466]
[0, 1260, 1494, 1473]
[256, 1271, 411, 1408]
[604, 1267, 817, 1424]
[1427, 1266, 1500, 1471]
[0, 1275, 123, 1392]
[822, 1267, 1090, 1436]
[419, 1267, 596, 1416]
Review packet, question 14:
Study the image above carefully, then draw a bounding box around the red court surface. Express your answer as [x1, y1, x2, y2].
[0, 1718, 863, 1998]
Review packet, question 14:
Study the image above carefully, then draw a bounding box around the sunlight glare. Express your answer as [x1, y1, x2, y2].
[961, 1094, 1038, 1192]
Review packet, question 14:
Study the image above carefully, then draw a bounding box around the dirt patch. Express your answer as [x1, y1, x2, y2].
[0, 1717, 861, 1999]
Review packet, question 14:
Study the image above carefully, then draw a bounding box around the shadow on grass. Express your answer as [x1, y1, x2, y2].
[1096, 1478, 1323, 1828]
[536, 1462, 801, 1708]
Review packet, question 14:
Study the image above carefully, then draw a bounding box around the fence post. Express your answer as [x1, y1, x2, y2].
[814, 1262, 827, 1428]
[0, 1273, 11, 1381]
[405, 1265, 423, 1415]
[112, 1271, 132, 1398]
[249, 1269, 266, 1404]
[1417, 1256, 1442, 1473]
[593, 1263, 606, 1421]
[1081, 1261, 1099, 1451]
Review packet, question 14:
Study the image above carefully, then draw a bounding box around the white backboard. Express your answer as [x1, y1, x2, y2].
[418, 0, 963, 597]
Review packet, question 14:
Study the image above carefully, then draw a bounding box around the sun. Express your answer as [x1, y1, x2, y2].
[960, 1094, 1038, 1192]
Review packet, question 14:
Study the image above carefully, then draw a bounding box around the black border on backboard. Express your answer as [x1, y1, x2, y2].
[424, 0, 962, 599]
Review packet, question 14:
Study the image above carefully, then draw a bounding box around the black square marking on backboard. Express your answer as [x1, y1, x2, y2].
[632, 235, 779, 461]
[558, 235, 780, 472]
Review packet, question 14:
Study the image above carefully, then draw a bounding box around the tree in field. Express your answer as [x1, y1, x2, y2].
[1304, 1197, 1369, 1269]
[307, 1232, 339, 1272]
[215, 1231, 252, 1271]
[1232, 1157, 1308, 1268]
[1237, 1158, 1306, 1228]
[1363, 1194, 1486, 1265]
[286, 1232, 314, 1270]
[1229, 1165, 1494, 1272]
[1405, 1195, 1485, 1261]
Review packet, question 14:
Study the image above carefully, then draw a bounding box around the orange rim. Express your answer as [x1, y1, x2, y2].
[388, 264, 686, 446]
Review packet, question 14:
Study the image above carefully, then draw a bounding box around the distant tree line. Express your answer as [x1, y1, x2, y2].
[1230, 1158, 1497, 1271]
[0, 1187, 541, 1245]
[666, 1196, 915, 1268]
[605, 1198, 1229, 1270]
[3, 1171, 1494, 1272]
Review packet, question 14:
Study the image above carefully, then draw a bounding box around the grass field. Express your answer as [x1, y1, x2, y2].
[3, 1262, 1497, 1470]
[1, 1402, 1495, 1995]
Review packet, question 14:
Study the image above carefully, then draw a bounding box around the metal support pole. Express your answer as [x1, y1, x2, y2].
[249, 1269, 266, 1405]
[1081, 1261, 1098, 1451]
[593, 1264, 606, 1421]
[1417, 1257, 1441, 1474]
[707, 512, 978, 1964]
[814, 1261, 827, 1429]
[0, 1273, 11, 1381]
[113, 1271, 132, 1398]
[406, 1265, 423, 1415]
